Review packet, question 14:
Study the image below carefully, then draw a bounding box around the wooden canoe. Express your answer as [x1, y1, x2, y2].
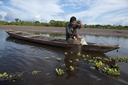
[6, 30, 120, 53]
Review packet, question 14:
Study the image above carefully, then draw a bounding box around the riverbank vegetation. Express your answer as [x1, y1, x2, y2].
[0, 18, 128, 30]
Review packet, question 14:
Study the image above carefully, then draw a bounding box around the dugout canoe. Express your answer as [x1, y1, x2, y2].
[6, 30, 120, 53]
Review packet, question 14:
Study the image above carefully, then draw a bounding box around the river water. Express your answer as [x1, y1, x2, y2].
[0, 29, 128, 85]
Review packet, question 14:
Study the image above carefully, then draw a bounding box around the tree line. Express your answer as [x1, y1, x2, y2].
[0, 18, 128, 30]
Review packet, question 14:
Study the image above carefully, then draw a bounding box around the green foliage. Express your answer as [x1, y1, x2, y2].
[76, 59, 79, 62]
[84, 24, 128, 30]
[15, 18, 19, 22]
[0, 19, 128, 30]
[82, 55, 85, 58]
[90, 67, 95, 70]
[77, 52, 81, 56]
[45, 57, 49, 60]
[110, 57, 128, 62]
[84, 58, 88, 62]
[31, 71, 41, 75]
[95, 61, 105, 70]
[56, 68, 64, 75]
[69, 60, 72, 63]
[85, 55, 89, 58]
[63, 63, 66, 67]
[69, 66, 74, 71]
[65, 52, 68, 55]
[57, 58, 62, 61]
[103, 67, 120, 76]
[0, 72, 23, 82]
[88, 59, 94, 63]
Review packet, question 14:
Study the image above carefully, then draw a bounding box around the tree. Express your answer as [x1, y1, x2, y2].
[15, 18, 19, 22]
[35, 21, 40, 24]
[49, 20, 55, 27]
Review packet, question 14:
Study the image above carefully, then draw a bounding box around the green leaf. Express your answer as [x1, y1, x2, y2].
[9, 75, 12, 78]
[13, 80, 15, 82]
[65, 52, 68, 54]
[77, 52, 81, 56]
[3, 72, 7, 75]
[0, 74, 3, 77]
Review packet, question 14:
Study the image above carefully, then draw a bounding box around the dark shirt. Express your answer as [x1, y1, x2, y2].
[66, 23, 81, 40]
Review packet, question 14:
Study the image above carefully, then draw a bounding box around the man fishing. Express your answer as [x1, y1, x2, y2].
[66, 16, 83, 41]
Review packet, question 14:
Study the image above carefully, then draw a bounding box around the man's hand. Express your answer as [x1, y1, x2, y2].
[74, 34, 79, 38]
[77, 20, 83, 28]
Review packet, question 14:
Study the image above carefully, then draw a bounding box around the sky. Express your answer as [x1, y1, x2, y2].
[0, 0, 128, 26]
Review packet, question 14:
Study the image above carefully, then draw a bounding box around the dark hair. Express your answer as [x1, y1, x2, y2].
[70, 16, 76, 22]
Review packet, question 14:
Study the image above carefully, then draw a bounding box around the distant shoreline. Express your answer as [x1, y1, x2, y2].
[1, 25, 128, 38]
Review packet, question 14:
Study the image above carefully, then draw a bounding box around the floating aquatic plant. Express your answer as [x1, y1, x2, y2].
[110, 57, 128, 63]
[90, 67, 95, 70]
[56, 68, 64, 76]
[76, 59, 79, 62]
[111, 64, 120, 69]
[102, 67, 120, 76]
[88, 59, 94, 63]
[0, 72, 23, 82]
[13, 80, 15, 82]
[52, 56, 54, 58]
[65, 52, 68, 55]
[69, 60, 72, 63]
[77, 52, 81, 56]
[31, 71, 41, 75]
[84, 58, 88, 62]
[95, 57, 102, 61]
[60, 63, 66, 67]
[69, 66, 74, 71]
[85, 55, 89, 58]
[63, 63, 66, 67]
[82, 55, 85, 58]
[45, 57, 49, 60]
[95, 61, 105, 70]
[57, 58, 62, 61]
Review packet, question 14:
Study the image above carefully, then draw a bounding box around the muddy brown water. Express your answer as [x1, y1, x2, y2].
[0, 29, 128, 85]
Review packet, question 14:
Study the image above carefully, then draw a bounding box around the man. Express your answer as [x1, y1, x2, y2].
[66, 16, 83, 41]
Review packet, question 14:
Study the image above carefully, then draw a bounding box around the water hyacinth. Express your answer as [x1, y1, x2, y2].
[95, 61, 105, 70]
[45, 57, 49, 60]
[90, 67, 95, 70]
[95, 57, 102, 61]
[69, 60, 72, 63]
[60, 63, 66, 67]
[31, 71, 41, 75]
[102, 67, 120, 76]
[88, 59, 94, 63]
[84, 58, 88, 62]
[0, 72, 23, 82]
[65, 52, 68, 55]
[76, 59, 79, 62]
[56, 68, 64, 76]
[111, 64, 120, 69]
[57, 58, 62, 61]
[82, 55, 86, 58]
[77, 52, 81, 56]
[110, 57, 128, 63]
[69, 66, 74, 71]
